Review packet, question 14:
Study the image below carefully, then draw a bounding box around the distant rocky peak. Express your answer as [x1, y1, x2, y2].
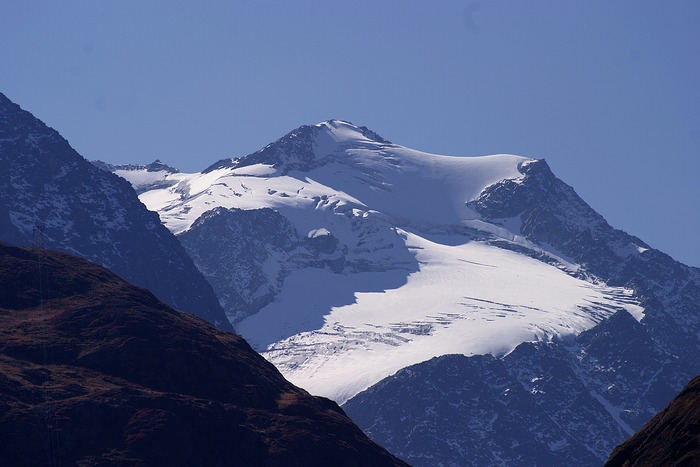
[0, 92, 63, 153]
[0, 92, 39, 129]
[144, 159, 179, 173]
[203, 120, 391, 174]
[92, 159, 179, 174]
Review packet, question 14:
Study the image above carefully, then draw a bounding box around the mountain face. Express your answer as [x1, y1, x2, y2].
[606, 374, 700, 466]
[202, 121, 392, 175]
[116, 119, 700, 464]
[0, 92, 230, 330]
[343, 161, 700, 465]
[344, 351, 605, 466]
[343, 309, 689, 465]
[178, 206, 348, 324]
[0, 242, 407, 466]
[129, 120, 643, 403]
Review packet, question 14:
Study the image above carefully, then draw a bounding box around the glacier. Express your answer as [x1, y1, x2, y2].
[125, 120, 644, 403]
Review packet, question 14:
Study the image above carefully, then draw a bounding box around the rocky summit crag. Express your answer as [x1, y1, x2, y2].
[0, 242, 407, 466]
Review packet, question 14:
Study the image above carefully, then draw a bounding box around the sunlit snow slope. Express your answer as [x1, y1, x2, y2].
[134, 120, 643, 403]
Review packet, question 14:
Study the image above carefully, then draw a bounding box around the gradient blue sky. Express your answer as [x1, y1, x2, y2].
[2, 1, 699, 266]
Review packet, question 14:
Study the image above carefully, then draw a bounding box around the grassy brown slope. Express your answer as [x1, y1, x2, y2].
[0, 242, 406, 466]
[606, 375, 700, 466]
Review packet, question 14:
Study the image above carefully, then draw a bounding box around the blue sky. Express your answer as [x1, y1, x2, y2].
[2, 1, 699, 266]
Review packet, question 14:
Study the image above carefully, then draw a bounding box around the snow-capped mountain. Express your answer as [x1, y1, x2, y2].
[130, 121, 634, 394]
[115, 119, 700, 465]
[114, 119, 700, 464]
[343, 159, 700, 465]
[0, 92, 230, 330]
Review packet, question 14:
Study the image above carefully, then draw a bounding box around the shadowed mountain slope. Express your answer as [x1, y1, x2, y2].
[0, 92, 229, 330]
[0, 242, 406, 466]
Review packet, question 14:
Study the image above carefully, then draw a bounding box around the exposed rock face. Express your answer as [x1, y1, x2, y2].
[203, 119, 392, 174]
[345, 353, 597, 466]
[0, 242, 407, 466]
[0, 92, 230, 330]
[92, 159, 180, 174]
[178, 206, 366, 324]
[344, 311, 674, 465]
[606, 375, 700, 466]
[178, 207, 302, 323]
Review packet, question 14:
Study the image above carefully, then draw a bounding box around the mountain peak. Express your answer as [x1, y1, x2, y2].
[0, 92, 62, 148]
[203, 120, 391, 173]
[0, 91, 17, 112]
[92, 159, 180, 174]
[314, 119, 392, 145]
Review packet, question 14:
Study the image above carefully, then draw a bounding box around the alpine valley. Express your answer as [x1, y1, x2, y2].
[106, 119, 700, 465]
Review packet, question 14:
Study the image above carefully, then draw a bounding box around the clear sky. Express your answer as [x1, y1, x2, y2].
[2, 1, 699, 267]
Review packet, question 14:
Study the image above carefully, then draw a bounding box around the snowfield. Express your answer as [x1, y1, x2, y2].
[239, 232, 642, 403]
[132, 120, 644, 403]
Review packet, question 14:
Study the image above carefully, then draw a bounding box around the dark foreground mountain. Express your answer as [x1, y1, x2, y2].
[605, 374, 700, 466]
[0, 242, 406, 466]
[0, 92, 229, 330]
